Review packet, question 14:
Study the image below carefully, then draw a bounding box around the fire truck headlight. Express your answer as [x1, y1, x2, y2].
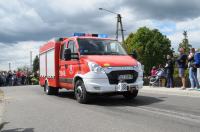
[88, 62, 105, 74]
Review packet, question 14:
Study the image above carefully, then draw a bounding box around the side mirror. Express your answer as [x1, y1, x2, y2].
[64, 48, 71, 60]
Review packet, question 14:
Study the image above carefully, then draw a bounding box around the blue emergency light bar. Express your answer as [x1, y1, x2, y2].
[98, 34, 108, 38]
[74, 33, 85, 37]
[73, 33, 108, 38]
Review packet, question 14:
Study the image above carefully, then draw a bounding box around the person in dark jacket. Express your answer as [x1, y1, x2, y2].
[176, 48, 187, 89]
[165, 55, 174, 88]
[188, 48, 200, 90]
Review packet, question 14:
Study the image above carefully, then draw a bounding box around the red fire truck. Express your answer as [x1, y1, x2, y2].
[39, 33, 143, 103]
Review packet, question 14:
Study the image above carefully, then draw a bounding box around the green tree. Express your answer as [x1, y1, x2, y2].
[124, 27, 173, 75]
[33, 55, 39, 73]
[178, 31, 192, 54]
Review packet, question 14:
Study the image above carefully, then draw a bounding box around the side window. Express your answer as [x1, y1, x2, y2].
[110, 42, 119, 52]
[60, 44, 64, 60]
[68, 41, 73, 52]
[68, 40, 78, 59]
[68, 41, 77, 53]
[60, 42, 67, 60]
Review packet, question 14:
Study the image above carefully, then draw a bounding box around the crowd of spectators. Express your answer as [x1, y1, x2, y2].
[150, 47, 200, 90]
[0, 70, 38, 87]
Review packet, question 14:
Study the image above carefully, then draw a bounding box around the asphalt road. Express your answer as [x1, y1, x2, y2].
[0, 85, 200, 132]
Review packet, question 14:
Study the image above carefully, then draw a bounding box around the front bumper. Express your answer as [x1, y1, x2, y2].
[83, 77, 143, 93]
[79, 66, 144, 93]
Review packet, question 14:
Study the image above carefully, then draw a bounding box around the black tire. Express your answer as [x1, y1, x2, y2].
[74, 80, 89, 104]
[44, 81, 59, 95]
[123, 90, 138, 100]
[52, 88, 59, 95]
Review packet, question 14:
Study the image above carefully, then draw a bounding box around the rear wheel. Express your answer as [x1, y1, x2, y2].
[123, 90, 138, 100]
[44, 81, 58, 95]
[75, 80, 89, 104]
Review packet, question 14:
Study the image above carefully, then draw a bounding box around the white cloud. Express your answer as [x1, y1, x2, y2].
[176, 17, 200, 31]
[167, 17, 200, 50]
[188, 31, 200, 48]
[0, 41, 44, 71]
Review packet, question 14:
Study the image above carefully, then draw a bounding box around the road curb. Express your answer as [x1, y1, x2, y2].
[140, 86, 200, 97]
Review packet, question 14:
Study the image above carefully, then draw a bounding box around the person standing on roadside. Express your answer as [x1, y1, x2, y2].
[150, 66, 157, 77]
[188, 48, 200, 90]
[176, 48, 187, 89]
[7, 71, 13, 86]
[165, 55, 174, 88]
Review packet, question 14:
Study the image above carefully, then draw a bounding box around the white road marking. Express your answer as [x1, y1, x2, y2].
[118, 105, 200, 123]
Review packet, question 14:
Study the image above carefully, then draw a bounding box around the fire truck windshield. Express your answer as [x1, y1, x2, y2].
[78, 38, 127, 55]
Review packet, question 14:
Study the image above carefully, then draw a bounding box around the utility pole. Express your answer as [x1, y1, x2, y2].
[8, 62, 11, 71]
[116, 14, 125, 44]
[99, 8, 125, 45]
[30, 51, 32, 71]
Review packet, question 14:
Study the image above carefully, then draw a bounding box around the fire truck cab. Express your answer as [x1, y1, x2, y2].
[39, 33, 143, 103]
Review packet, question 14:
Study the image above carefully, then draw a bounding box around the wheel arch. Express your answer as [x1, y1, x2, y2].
[73, 75, 84, 88]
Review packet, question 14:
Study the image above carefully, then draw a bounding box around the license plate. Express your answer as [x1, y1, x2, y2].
[118, 74, 133, 80]
[117, 83, 128, 91]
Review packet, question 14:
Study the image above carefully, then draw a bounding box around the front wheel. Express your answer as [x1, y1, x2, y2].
[123, 90, 138, 100]
[44, 81, 58, 95]
[75, 80, 89, 104]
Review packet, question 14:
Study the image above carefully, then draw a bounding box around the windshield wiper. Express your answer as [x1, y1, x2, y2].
[103, 52, 119, 55]
[82, 52, 104, 55]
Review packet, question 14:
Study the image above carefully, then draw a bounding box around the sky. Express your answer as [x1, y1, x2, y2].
[0, 0, 200, 70]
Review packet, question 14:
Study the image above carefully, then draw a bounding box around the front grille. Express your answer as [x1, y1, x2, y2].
[106, 70, 138, 84]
